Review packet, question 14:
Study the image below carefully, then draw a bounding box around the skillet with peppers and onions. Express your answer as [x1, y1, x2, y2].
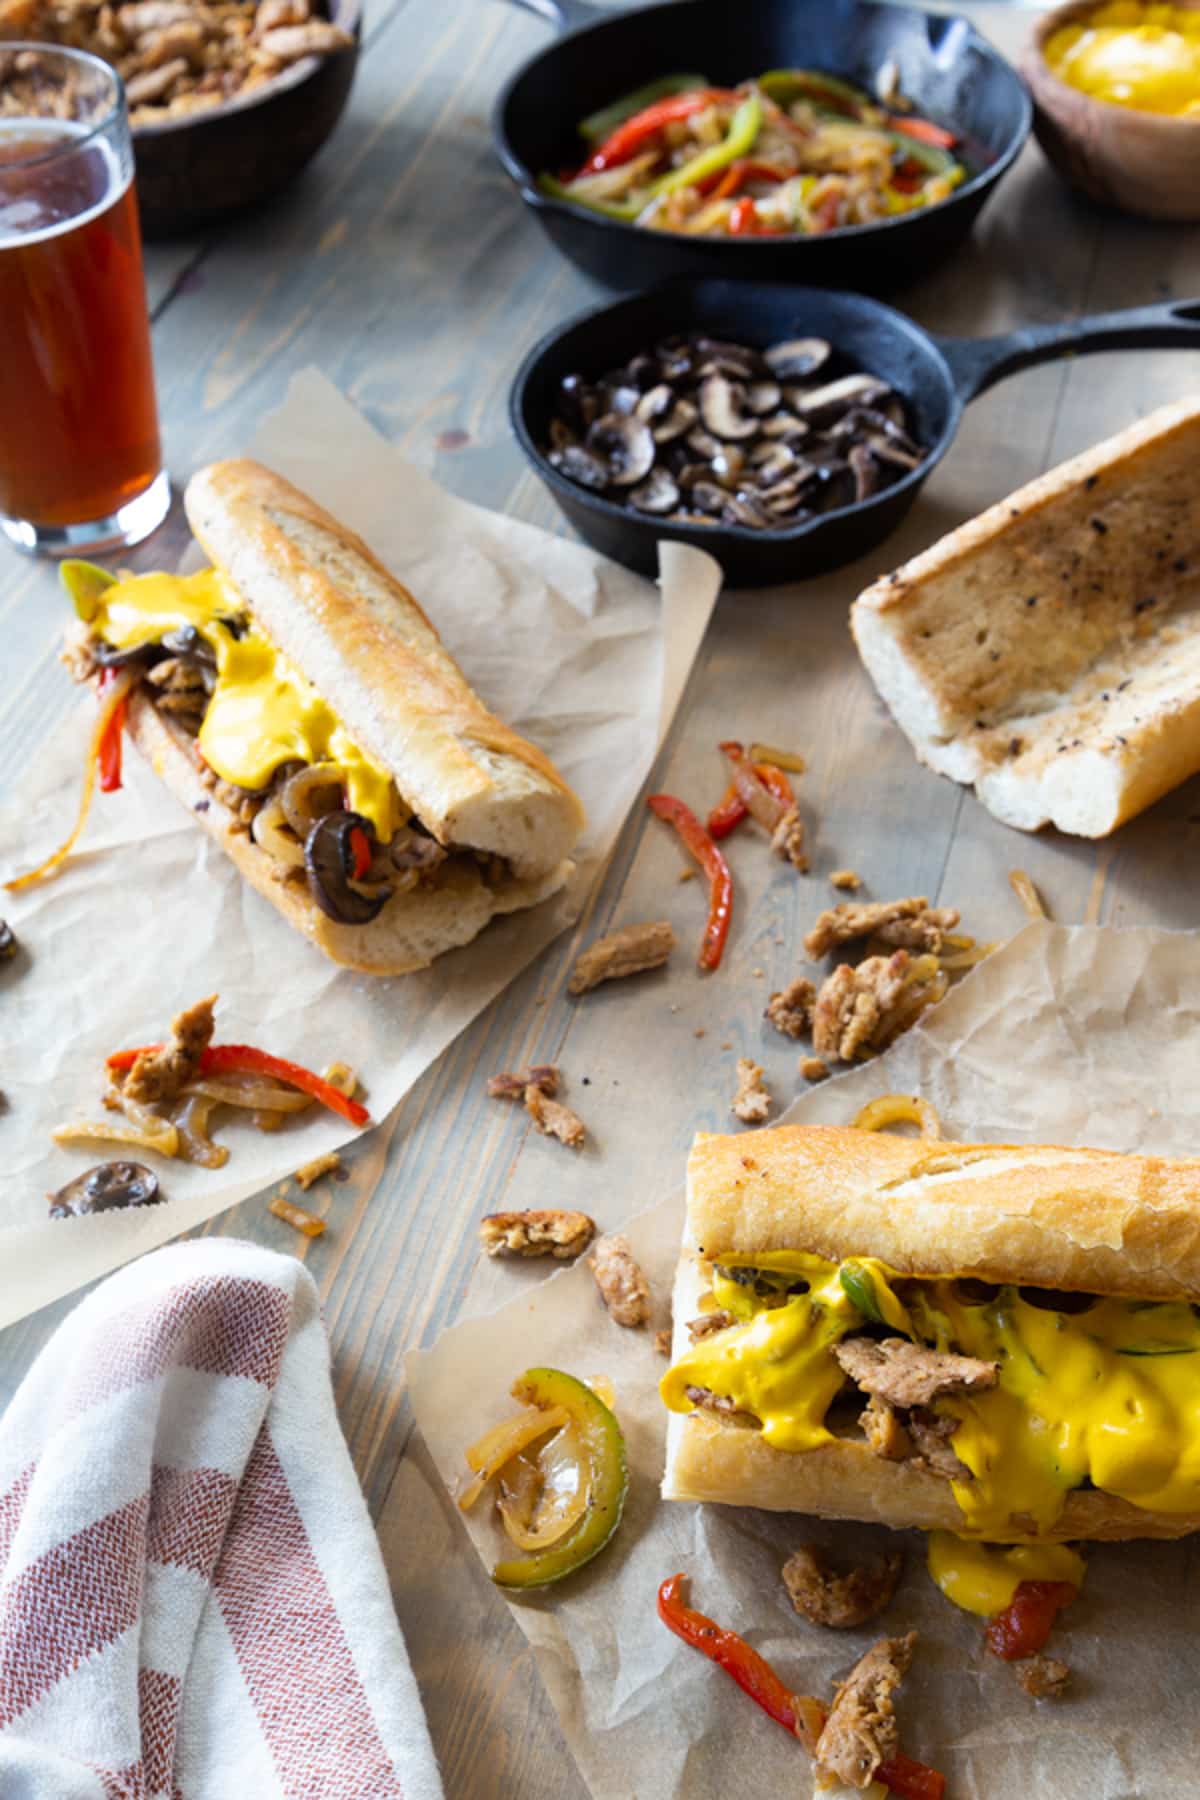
[540, 68, 968, 239]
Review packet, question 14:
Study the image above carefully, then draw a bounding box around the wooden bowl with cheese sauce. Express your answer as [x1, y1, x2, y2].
[1021, 0, 1200, 220]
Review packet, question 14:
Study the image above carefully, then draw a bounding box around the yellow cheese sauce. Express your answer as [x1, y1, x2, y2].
[1045, 2, 1200, 116]
[86, 569, 402, 841]
[926, 1533, 1086, 1616]
[661, 1252, 1200, 1581]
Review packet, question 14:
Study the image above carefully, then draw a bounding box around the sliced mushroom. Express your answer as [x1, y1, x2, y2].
[698, 374, 758, 442]
[626, 352, 660, 390]
[635, 383, 674, 425]
[605, 382, 641, 416]
[724, 490, 773, 529]
[629, 467, 681, 514]
[652, 397, 698, 443]
[686, 425, 723, 461]
[746, 380, 782, 415]
[49, 1161, 161, 1217]
[549, 442, 609, 490]
[656, 338, 695, 382]
[764, 337, 832, 380]
[695, 336, 768, 378]
[757, 410, 811, 441]
[585, 413, 656, 486]
[789, 374, 892, 425]
[710, 444, 746, 487]
[865, 430, 923, 471]
[813, 466, 857, 513]
[548, 418, 577, 453]
[304, 811, 388, 925]
[748, 442, 797, 482]
[690, 481, 729, 516]
[849, 442, 882, 503]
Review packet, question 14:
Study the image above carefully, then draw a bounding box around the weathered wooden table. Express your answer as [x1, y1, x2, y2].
[3, 4, 1200, 1791]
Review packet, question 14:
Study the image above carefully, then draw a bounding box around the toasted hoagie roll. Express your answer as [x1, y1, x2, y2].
[63, 461, 585, 975]
[661, 1127, 1200, 1545]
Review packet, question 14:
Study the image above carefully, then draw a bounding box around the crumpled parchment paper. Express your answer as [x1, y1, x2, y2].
[409, 923, 1200, 1800]
[0, 369, 721, 1329]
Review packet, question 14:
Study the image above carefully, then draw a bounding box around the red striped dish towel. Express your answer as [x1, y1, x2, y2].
[0, 1239, 443, 1800]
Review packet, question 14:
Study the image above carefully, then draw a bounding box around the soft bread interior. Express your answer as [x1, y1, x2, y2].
[851, 397, 1200, 837]
[184, 461, 585, 880]
[127, 691, 569, 976]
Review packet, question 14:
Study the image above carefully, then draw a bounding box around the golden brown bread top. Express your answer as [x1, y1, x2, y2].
[185, 460, 585, 879]
[686, 1125, 1200, 1300]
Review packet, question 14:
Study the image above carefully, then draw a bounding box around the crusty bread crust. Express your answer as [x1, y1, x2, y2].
[686, 1126, 1200, 1300]
[850, 398, 1200, 838]
[662, 1245, 1200, 1541]
[124, 689, 569, 975]
[184, 460, 585, 881]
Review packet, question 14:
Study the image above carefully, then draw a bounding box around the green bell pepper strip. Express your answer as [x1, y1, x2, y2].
[839, 1261, 885, 1323]
[651, 91, 762, 200]
[61, 558, 117, 622]
[579, 73, 710, 145]
[536, 171, 644, 222]
[491, 1368, 629, 1589]
[758, 68, 867, 115]
[885, 130, 958, 177]
[541, 93, 763, 223]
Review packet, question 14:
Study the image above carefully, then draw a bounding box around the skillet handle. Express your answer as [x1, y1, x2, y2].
[936, 298, 1200, 405]
[501, 0, 602, 30]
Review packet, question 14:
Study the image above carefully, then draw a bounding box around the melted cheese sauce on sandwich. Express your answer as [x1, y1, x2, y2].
[87, 569, 403, 840]
[662, 1253, 1200, 1548]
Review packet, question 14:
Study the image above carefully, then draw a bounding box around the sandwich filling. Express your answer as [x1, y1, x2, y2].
[70, 568, 517, 927]
[662, 1251, 1200, 1603]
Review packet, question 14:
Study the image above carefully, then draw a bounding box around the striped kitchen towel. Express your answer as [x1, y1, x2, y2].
[0, 1237, 442, 1800]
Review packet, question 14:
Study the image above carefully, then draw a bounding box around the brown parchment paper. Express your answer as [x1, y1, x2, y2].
[0, 369, 721, 1329]
[409, 923, 1200, 1800]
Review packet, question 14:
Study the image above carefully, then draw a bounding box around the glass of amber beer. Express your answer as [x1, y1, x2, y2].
[0, 46, 168, 554]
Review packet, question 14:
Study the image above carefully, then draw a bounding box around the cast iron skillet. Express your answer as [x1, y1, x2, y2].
[494, 0, 1031, 293]
[511, 281, 1200, 587]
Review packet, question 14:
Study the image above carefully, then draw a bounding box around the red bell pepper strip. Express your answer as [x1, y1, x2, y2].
[708, 757, 795, 839]
[579, 89, 734, 173]
[810, 189, 842, 233]
[96, 669, 128, 794]
[647, 795, 732, 971]
[657, 1574, 946, 1798]
[698, 157, 787, 198]
[106, 1043, 370, 1126]
[348, 824, 372, 880]
[889, 113, 957, 149]
[877, 1751, 947, 1800]
[657, 1574, 821, 1744]
[728, 196, 759, 235]
[985, 1580, 1076, 1661]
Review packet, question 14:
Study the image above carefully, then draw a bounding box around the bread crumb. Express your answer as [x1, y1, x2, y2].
[679, 867, 696, 882]
[830, 869, 862, 891]
[800, 1056, 830, 1081]
[654, 1328, 672, 1357]
[694, 1027, 707, 1038]
[752, 967, 764, 978]
[293, 1150, 342, 1191]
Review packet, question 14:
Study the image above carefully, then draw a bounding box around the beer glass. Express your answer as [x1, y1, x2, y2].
[0, 46, 168, 554]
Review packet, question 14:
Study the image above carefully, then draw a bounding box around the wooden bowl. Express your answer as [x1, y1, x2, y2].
[1020, 0, 1200, 220]
[131, 0, 360, 238]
